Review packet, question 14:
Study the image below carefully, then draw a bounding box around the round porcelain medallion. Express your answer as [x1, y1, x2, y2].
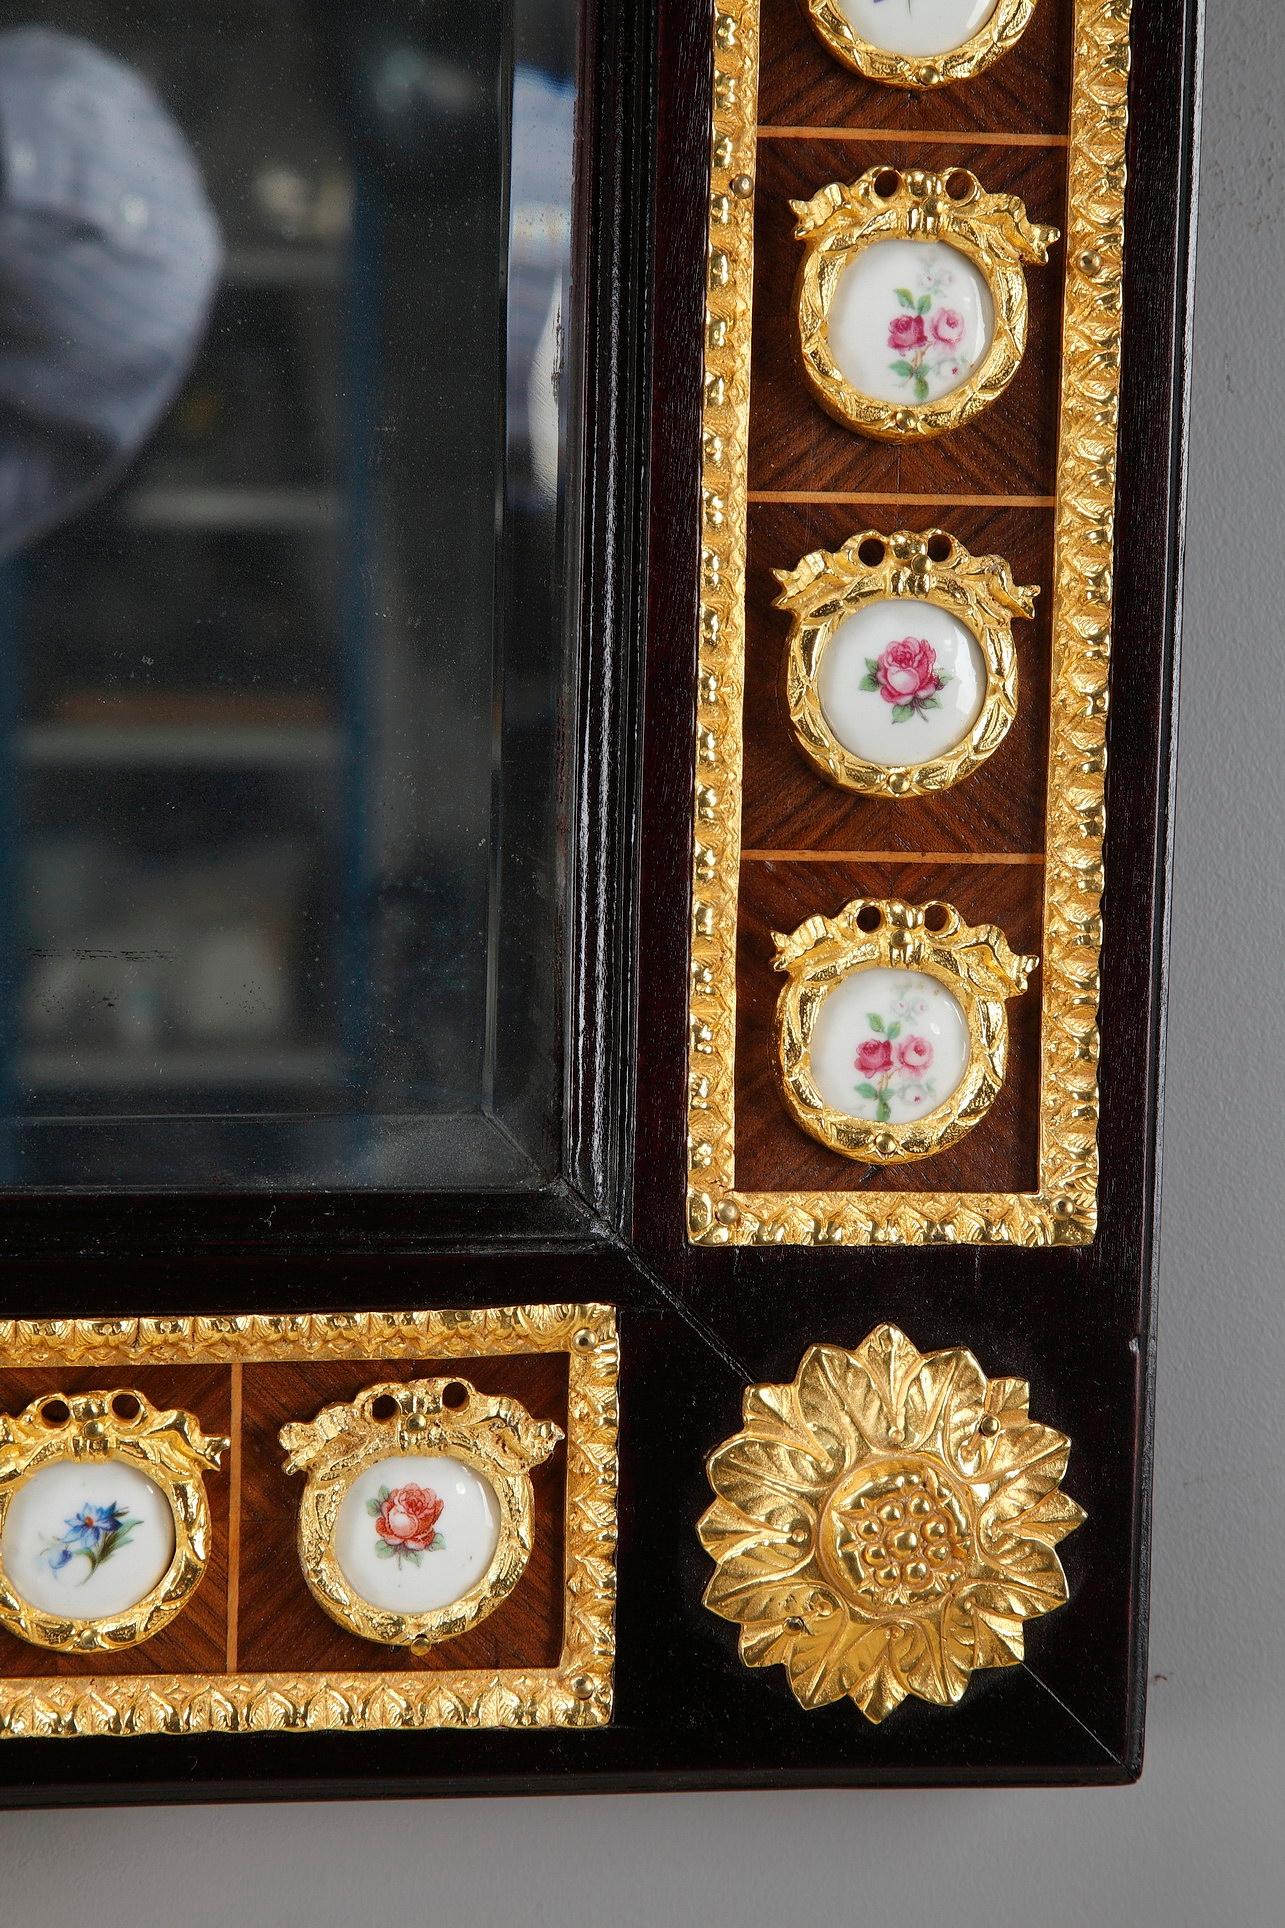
[817, 597, 987, 767]
[334, 1454, 502, 1614]
[1, 1457, 176, 1617]
[834, 0, 1000, 59]
[827, 239, 994, 408]
[809, 966, 970, 1125]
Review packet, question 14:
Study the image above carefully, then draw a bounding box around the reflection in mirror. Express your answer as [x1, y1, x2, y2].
[0, 0, 580, 1187]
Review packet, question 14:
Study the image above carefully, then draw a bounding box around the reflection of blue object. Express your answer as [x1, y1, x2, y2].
[362, 35, 481, 157]
[0, 28, 223, 557]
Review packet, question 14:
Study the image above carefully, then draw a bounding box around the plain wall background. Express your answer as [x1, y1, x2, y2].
[2, 4, 1280, 1922]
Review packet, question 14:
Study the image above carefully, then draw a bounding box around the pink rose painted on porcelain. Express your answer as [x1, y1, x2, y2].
[856, 1037, 894, 1076]
[851, 997, 941, 1125]
[888, 312, 927, 353]
[885, 264, 978, 402]
[370, 1482, 445, 1566]
[896, 1034, 934, 1075]
[931, 307, 965, 348]
[861, 638, 950, 724]
[875, 638, 938, 704]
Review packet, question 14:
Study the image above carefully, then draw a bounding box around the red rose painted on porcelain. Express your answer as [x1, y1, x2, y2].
[856, 1037, 894, 1076]
[375, 1483, 444, 1554]
[931, 307, 965, 348]
[887, 312, 927, 353]
[875, 638, 938, 706]
[896, 1034, 934, 1075]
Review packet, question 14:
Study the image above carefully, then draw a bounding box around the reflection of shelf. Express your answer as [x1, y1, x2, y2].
[22, 726, 342, 769]
[225, 245, 344, 289]
[122, 487, 342, 532]
[22, 1047, 343, 1091]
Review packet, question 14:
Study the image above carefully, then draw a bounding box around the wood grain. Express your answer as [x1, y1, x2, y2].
[757, 0, 1074, 136]
[0, 1366, 231, 1679]
[236, 1355, 568, 1675]
[734, 857, 1044, 1194]
[749, 140, 1068, 498]
[743, 501, 1054, 854]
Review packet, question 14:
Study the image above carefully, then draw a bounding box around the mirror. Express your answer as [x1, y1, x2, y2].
[0, 0, 580, 1187]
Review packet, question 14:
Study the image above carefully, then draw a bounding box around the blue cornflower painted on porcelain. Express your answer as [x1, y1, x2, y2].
[64, 1501, 129, 1548]
[39, 1497, 142, 1583]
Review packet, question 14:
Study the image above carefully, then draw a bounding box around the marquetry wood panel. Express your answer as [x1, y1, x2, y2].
[0, 1355, 567, 1683]
[735, 858, 1044, 1195]
[236, 1354, 567, 1675]
[732, 0, 1080, 1204]
[757, 0, 1074, 136]
[749, 139, 1068, 499]
[0, 1365, 231, 1679]
[743, 500, 1054, 855]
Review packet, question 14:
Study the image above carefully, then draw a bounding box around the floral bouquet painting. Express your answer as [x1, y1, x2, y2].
[39, 1499, 143, 1585]
[860, 636, 950, 724]
[369, 1481, 445, 1568]
[886, 261, 972, 402]
[852, 981, 939, 1121]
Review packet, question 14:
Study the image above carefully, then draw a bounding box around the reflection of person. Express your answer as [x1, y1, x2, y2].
[0, 28, 222, 558]
[311, 3, 573, 499]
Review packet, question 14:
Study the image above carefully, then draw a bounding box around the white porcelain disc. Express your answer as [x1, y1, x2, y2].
[2, 1457, 176, 1618]
[809, 966, 970, 1124]
[335, 1455, 502, 1615]
[817, 598, 987, 767]
[836, 0, 999, 59]
[827, 239, 994, 407]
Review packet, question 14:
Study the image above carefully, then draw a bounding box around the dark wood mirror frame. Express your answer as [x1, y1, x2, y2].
[0, 0, 1200, 1806]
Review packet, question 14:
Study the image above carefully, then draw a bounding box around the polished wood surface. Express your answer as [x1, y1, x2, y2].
[0, 1355, 567, 1684]
[757, 0, 1073, 136]
[736, 857, 1043, 1194]
[237, 1355, 567, 1675]
[743, 501, 1054, 855]
[750, 140, 1067, 498]
[0, 1366, 231, 1680]
[739, 9, 1066, 1196]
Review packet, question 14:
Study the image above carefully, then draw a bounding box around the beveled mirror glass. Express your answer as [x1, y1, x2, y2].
[0, 0, 580, 1187]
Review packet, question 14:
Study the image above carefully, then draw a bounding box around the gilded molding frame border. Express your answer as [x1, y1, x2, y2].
[0, 1303, 618, 1739]
[687, 0, 1130, 1248]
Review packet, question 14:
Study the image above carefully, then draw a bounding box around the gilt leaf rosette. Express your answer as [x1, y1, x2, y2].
[699, 1324, 1085, 1723]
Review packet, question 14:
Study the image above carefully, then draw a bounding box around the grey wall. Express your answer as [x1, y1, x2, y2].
[2, 5, 1281, 1923]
